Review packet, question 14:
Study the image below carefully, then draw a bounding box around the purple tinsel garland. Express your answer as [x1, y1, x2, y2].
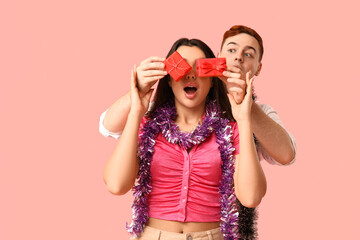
[126, 101, 240, 240]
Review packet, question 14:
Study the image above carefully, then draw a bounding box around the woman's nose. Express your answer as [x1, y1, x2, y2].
[186, 71, 196, 80]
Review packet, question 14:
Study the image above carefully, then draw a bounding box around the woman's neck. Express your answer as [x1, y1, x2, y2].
[174, 102, 206, 132]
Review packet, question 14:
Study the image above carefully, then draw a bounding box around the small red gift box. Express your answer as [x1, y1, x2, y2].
[196, 58, 227, 77]
[164, 51, 192, 81]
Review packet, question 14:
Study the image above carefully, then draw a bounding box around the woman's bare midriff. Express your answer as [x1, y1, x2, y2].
[146, 217, 221, 233]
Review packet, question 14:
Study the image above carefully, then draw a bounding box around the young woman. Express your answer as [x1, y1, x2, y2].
[100, 25, 296, 167]
[103, 38, 266, 240]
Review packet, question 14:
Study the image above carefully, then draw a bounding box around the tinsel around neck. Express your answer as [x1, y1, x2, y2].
[153, 100, 221, 149]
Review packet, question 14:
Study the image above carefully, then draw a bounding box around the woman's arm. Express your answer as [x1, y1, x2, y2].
[103, 111, 141, 195]
[234, 120, 266, 208]
[228, 72, 266, 208]
[103, 67, 153, 195]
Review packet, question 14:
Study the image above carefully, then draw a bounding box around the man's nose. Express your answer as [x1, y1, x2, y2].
[235, 53, 243, 62]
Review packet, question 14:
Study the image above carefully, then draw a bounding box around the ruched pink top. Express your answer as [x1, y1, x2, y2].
[146, 121, 239, 222]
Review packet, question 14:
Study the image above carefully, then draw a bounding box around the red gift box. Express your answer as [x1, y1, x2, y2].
[164, 51, 192, 81]
[196, 58, 227, 77]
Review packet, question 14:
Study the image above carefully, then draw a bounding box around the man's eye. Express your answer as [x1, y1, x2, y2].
[228, 49, 235, 53]
[245, 53, 253, 57]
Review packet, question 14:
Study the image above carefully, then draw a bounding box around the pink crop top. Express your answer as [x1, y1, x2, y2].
[146, 121, 239, 222]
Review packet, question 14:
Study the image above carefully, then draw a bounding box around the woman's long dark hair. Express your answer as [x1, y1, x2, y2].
[147, 38, 234, 121]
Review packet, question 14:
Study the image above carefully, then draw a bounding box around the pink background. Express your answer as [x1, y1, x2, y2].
[2, 0, 360, 239]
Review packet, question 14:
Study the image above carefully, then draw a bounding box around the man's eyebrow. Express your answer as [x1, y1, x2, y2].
[227, 42, 238, 46]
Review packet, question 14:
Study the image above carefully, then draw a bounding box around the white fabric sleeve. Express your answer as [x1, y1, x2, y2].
[256, 104, 297, 166]
[98, 109, 122, 140]
[98, 102, 154, 140]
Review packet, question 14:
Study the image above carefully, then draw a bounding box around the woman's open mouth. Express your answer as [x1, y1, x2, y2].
[184, 86, 198, 99]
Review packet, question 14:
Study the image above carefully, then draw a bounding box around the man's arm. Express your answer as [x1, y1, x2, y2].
[102, 91, 131, 133]
[251, 103, 295, 165]
[102, 57, 166, 134]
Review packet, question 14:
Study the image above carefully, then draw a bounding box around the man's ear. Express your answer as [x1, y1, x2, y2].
[255, 63, 262, 76]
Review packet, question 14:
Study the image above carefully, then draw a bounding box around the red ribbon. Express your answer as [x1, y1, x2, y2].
[196, 58, 227, 77]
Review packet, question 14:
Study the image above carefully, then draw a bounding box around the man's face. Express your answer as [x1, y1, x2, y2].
[219, 33, 262, 78]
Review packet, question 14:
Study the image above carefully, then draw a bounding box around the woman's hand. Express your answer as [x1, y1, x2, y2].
[219, 66, 246, 104]
[136, 56, 167, 97]
[130, 65, 154, 117]
[227, 71, 254, 122]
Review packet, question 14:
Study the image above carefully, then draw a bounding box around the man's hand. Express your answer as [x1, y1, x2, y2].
[219, 66, 247, 104]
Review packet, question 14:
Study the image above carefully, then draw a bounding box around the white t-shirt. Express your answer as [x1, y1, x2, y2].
[99, 103, 296, 166]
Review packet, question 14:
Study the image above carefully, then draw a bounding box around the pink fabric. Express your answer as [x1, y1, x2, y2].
[145, 120, 239, 222]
